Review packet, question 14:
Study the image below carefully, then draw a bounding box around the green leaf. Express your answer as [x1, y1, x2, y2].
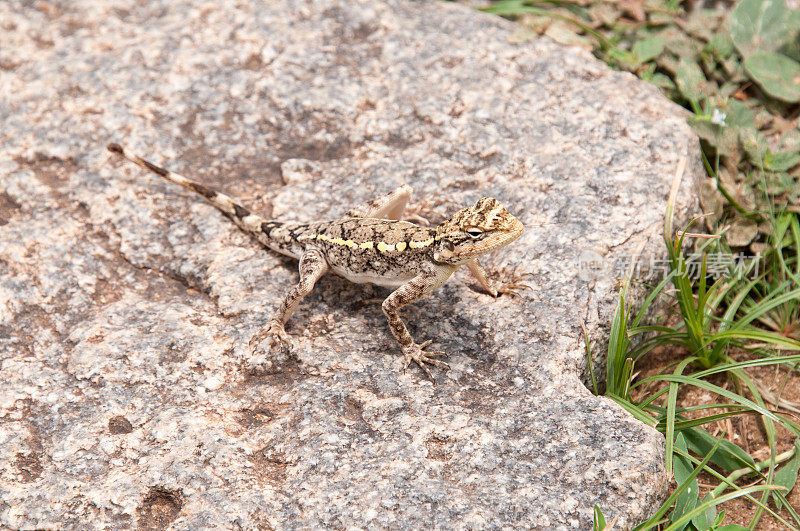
[720, 56, 748, 83]
[721, 100, 755, 129]
[774, 439, 800, 510]
[662, 26, 703, 61]
[744, 52, 800, 102]
[765, 150, 800, 172]
[652, 72, 677, 91]
[685, 9, 724, 42]
[760, 171, 795, 195]
[671, 433, 699, 529]
[785, 14, 800, 61]
[676, 59, 707, 101]
[706, 32, 735, 59]
[714, 525, 750, 531]
[682, 426, 756, 472]
[593, 505, 607, 531]
[691, 493, 718, 530]
[689, 116, 741, 158]
[632, 35, 666, 65]
[729, 0, 797, 57]
[739, 126, 769, 165]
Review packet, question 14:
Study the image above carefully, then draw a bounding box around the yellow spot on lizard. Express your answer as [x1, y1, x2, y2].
[409, 237, 433, 249]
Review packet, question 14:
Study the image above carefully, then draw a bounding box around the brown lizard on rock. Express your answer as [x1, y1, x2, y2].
[107, 143, 525, 378]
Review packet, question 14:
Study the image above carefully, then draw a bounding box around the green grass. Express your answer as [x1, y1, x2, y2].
[593, 162, 800, 528]
[474, 0, 800, 527]
[593, 193, 800, 529]
[586, 159, 798, 529]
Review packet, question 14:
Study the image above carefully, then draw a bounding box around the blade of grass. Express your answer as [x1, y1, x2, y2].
[664, 485, 788, 531]
[630, 271, 678, 329]
[734, 369, 777, 530]
[480, 2, 613, 50]
[607, 280, 632, 397]
[679, 446, 800, 528]
[636, 374, 783, 424]
[690, 354, 800, 379]
[635, 430, 724, 530]
[707, 329, 800, 351]
[667, 410, 749, 431]
[607, 393, 658, 427]
[665, 358, 695, 475]
[593, 505, 606, 531]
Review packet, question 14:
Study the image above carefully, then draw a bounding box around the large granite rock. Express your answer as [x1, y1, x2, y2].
[0, 0, 700, 528]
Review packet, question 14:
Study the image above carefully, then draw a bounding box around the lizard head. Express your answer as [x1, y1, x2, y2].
[433, 197, 524, 265]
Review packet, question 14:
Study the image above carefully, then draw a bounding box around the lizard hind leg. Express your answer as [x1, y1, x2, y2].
[247, 249, 329, 372]
[344, 185, 414, 220]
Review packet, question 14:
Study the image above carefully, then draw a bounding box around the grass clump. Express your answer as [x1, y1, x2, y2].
[591, 159, 800, 529]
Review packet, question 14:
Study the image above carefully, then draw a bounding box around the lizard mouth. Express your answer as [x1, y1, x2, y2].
[480, 221, 523, 252]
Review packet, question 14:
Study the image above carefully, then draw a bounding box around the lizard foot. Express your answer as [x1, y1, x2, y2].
[246, 320, 294, 375]
[490, 269, 534, 298]
[402, 340, 449, 380]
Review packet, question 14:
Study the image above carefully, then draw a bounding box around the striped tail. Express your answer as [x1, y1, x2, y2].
[106, 143, 302, 258]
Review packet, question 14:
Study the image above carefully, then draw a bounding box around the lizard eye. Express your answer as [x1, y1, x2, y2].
[465, 227, 484, 239]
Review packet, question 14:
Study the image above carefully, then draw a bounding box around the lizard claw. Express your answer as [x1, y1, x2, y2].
[495, 282, 531, 297]
[249, 319, 293, 352]
[402, 341, 449, 380]
[246, 319, 294, 375]
[492, 271, 534, 298]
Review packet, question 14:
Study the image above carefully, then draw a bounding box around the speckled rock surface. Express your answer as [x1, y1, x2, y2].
[0, 0, 700, 528]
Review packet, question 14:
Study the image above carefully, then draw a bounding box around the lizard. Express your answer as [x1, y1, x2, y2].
[106, 143, 525, 378]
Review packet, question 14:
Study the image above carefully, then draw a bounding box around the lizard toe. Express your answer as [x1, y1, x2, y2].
[245, 320, 294, 375]
[402, 342, 450, 380]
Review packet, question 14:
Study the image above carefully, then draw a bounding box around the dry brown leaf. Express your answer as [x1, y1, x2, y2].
[618, 0, 646, 22]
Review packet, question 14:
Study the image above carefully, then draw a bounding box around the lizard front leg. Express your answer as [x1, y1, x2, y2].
[249, 248, 329, 357]
[466, 259, 531, 297]
[381, 267, 455, 379]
